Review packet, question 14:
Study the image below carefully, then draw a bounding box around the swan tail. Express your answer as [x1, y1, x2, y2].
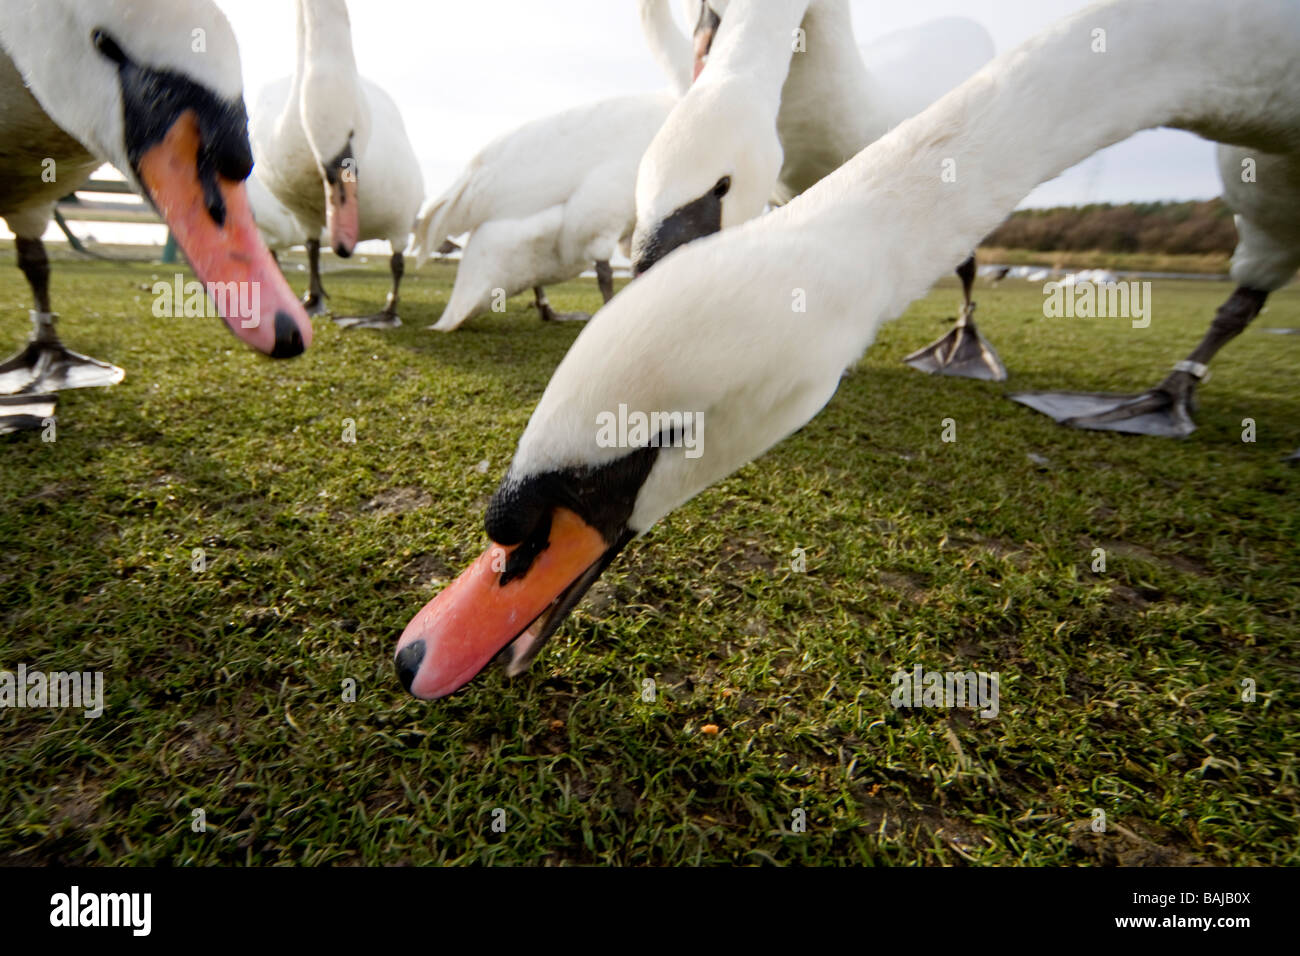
[411, 168, 476, 267]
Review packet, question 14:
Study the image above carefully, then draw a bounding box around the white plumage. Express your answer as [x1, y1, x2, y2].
[251, 0, 423, 325]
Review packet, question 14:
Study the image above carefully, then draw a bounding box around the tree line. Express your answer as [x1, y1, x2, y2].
[982, 199, 1237, 255]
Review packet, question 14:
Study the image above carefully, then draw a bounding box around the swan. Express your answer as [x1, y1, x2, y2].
[631, 0, 1002, 380]
[251, 0, 423, 330]
[641, 0, 697, 96]
[0, 0, 314, 435]
[393, 0, 1300, 699]
[408, 0, 693, 332]
[247, 168, 312, 258]
[409, 92, 678, 332]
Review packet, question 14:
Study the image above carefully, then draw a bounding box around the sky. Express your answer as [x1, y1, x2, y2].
[216, 0, 1222, 210]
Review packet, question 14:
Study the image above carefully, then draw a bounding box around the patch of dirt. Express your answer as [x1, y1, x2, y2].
[943, 534, 1032, 569]
[1107, 583, 1163, 608]
[878, 571, 929, 603]
[719, 537, 778, 575]
[582, 579, 617, 618]
[853, 784, 990, 862]
[404, 552, 454, 586]
[51, 778, 105, 828]
[362, 487, 433, 516]
[1067, 819, 1206, 866]
[1092, 539, 1208, 577]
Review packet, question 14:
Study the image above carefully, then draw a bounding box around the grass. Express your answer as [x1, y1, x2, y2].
[1, 252, 1297, 866]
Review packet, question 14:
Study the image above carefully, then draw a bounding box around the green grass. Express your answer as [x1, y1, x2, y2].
[1, 254, 1297, 866]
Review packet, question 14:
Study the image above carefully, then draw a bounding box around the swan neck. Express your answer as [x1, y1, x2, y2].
[708, 0, 811, 105]
[295, 0, 360, 88]
[639, 0, 693, 95]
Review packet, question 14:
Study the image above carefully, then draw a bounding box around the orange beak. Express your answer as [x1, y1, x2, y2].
[395, 508, 611, 700]
[137, 111, 313, 357]
[326, 175, 359, 258]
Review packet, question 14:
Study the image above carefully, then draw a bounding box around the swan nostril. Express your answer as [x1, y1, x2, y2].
[270, 310, 304, 358]
[395, 639, 426, 694]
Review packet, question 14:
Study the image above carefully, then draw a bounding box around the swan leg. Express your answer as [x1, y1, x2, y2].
[336, 251, 404, 330]
[596, 260, 615, 304]
[1009, 286, 1269, 438]
[0, 239, 124, 422]
[904, 255, 1008, 381]
[534, 285, 590, 324]
[301, 238, 330, 316]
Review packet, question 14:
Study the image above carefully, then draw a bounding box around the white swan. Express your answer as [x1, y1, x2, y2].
[409, 92, 678, 332]
[408, 1, 691, 332]
[0, 0, 314, 434]
[247, 168, 312, 256]
[394, 0, 1300, 698]
[251, 0, 423, 329]
[631, 0, 1003, 380]
[641, 0, 696, 95]
[631, 0, 994, 270]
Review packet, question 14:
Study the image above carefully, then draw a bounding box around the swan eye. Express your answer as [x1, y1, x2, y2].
[91, 28, 128, 65]
[713, 176, 731, 199]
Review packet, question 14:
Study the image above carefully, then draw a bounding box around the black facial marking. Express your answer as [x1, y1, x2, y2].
[486, 445, 660, 584]
[632, 180, 728, 275]
[323, 140, 356, 190]
[92, 28, 253, 225]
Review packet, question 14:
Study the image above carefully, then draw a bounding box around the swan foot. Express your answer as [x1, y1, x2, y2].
[904, 310, 1007, 381]
[534, 285, 590, 324]
[542, 310, 591, 323]
[302, 292, 330, 317]
[1009, 367, 1201, 438]
[335, 311, 402, 330]
[0, 313, 125, 394]
[0, 392, 58, 436]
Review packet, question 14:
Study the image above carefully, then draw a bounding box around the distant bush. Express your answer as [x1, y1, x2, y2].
[982, 200, 1238, 255]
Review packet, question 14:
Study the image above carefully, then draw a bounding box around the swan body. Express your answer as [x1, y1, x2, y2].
[396, 0, 1300, 699]
[410, 91, 678, 332]
[251, 0, 423, 325]
[246, 168, 312, 253]
[0, 51, 100, 242]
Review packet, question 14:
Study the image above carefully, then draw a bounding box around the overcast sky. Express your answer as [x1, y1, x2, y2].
[218, 0, 1221, 210]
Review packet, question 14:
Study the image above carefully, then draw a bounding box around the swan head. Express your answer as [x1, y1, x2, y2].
[690, 1, 721, 80]
[298, 0, 368, 258]
[0, 0, 313, 358]
[631, 77, 783, 276]
[395, 223, 856, 700]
